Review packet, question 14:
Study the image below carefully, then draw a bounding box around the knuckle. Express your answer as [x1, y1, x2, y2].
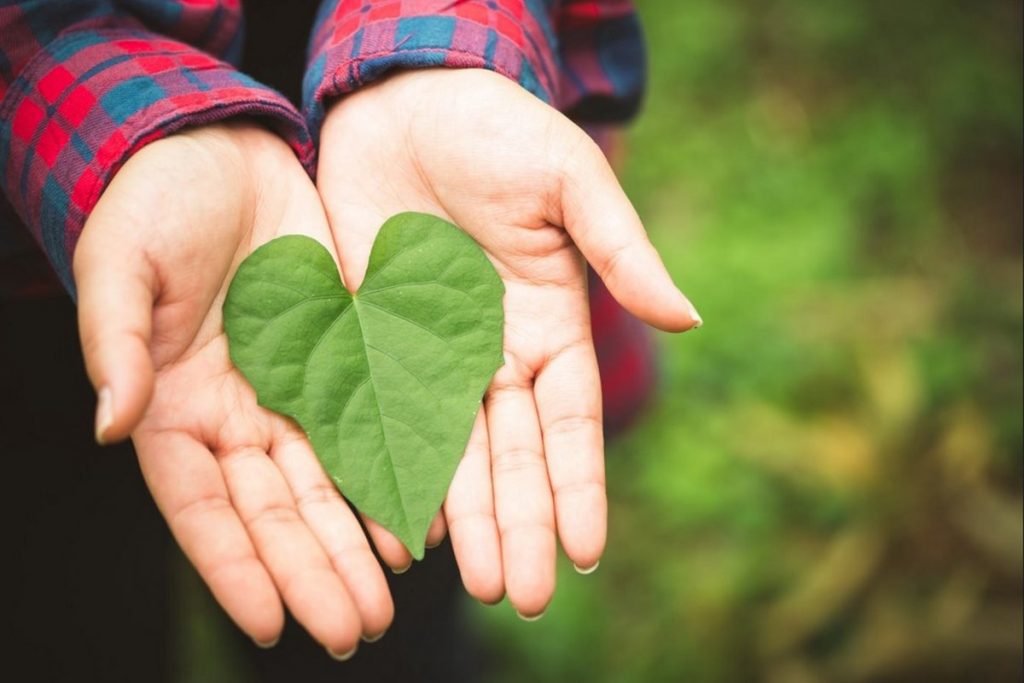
[294, 482, 343, 510]
[245, 503, 302, 531]
[599, 241, 633, 281]
[543, 413, 602, 437]
[492, 447, 544, 475]
[169, 493, 232, 530]
[552, 478, 605, 498]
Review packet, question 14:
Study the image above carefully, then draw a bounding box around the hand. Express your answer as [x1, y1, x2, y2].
[317, 69, 700, 617]
[73, 123, 393, 655]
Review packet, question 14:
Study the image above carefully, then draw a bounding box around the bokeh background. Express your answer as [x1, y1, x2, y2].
[472, 1, 1023, 681]
[176, 1, 1022, 681]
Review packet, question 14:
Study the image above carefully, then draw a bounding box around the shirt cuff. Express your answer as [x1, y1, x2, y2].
[303, 0, 560, 143]
[555, 5, 647, 122]
[0, 27, 315, 295]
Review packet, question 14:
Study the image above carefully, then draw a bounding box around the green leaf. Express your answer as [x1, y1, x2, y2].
[223, 213, 504, 558]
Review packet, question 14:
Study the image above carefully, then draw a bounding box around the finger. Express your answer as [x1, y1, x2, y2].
[363, 516, 414, 573]
[134, 430, 283, 646]
[218, 445, 362, 657]
[558, 131, 701, 333]
[270, 432, 394, 641]
[426, 511, 448, 549]
[445, 408, 505, 604]
[534, 339, 606, 572]
[487, 361, 556, 618]
[74, 215, 156, 445]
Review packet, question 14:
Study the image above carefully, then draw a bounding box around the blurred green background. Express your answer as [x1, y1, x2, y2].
[473, 1, 1023, 681]
[177, 1, 1022, 681]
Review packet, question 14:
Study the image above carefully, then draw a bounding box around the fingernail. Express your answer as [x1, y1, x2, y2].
[516, 610, 545, 622]
[327, 644, 358, 661]
[392, 563, 412, 575]
[95, 386, 113, 445]
[361, 631, 386, 644]
[685, 299, 703, 329]
[253, 637, 279, 649]
[573, 560, 600, 575]
[425, 540, 442, 549]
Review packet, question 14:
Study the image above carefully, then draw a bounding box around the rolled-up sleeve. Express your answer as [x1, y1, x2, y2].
[0, 1, 314, 294]
[303, 0, 564, 142]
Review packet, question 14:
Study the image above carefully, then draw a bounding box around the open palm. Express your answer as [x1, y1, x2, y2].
[74, 123, 392, 655]
[317, 69, 700, 617]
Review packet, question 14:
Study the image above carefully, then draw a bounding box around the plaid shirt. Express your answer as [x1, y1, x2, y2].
[0, 0, 654, 429]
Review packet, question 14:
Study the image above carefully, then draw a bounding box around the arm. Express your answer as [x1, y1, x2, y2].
[1, 2, 390, 654]
[0, 0, 313, 294]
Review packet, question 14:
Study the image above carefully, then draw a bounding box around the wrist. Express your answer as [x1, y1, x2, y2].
[321, 68, 526, 147]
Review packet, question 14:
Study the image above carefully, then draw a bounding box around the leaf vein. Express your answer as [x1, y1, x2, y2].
[365, 344, 436, 398]
[362, 280, 474, 300]
[358, 299, 468, 346]
[246, 293, 342, 332]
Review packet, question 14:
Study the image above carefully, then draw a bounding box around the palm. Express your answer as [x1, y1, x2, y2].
[318, 69, 699, 616]
[74, 124, 391, 654]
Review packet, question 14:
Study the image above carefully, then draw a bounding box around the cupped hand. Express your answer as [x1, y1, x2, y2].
[317, 69, 700, 617]
[73, 123, 392, 655]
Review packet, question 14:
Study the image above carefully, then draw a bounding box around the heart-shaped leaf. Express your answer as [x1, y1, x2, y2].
[223, 213, 504, 558]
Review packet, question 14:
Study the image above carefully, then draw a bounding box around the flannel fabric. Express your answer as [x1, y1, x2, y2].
[0, 1, 314, 295]
[304, 0, 645, 141]
[0, 0, 653, 427]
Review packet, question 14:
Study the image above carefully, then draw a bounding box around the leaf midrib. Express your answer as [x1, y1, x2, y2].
[352, 294, 414, 545]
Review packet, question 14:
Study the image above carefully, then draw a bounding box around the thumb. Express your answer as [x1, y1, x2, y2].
[558, 131, 701, 333]
[73, 219, 156, 445]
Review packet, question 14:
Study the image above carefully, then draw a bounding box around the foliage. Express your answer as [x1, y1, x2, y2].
[224, 216, 504, 558]
[475, 1, 1023, 681]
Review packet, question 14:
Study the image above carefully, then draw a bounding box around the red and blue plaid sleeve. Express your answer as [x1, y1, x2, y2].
[303, 0, 646, 140]
[555, 0, 646, 121]
[0, 1, 315, 295]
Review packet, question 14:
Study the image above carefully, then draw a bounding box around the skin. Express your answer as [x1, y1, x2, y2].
[317, 68, 700, 618]
[74, 68, 700, 650]
[74, 123, 392, 657]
